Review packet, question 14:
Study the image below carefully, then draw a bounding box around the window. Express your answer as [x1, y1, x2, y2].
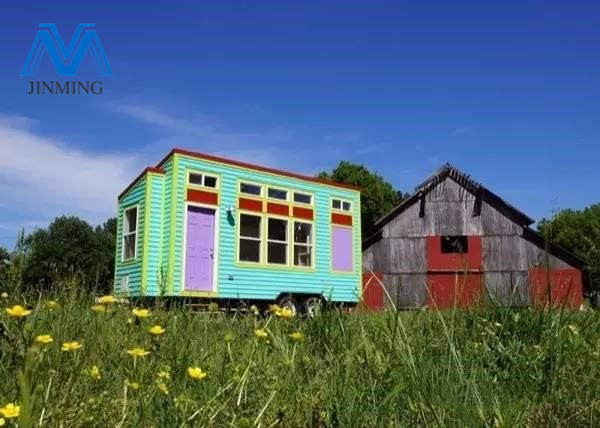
[122, 206, 138, 261]
[332, 198, 352, 212]
[332, 226, 353, 271]
[239, 214, 262, 262]
[268, 187, 288, 201]
[294, 192, 312, 205]
[189, 172, 218, 188]
[240, 182, 262, 196]
[441, 235, 468, 254]
[267, 218, 288, 264]
[294, 222, 313, 267]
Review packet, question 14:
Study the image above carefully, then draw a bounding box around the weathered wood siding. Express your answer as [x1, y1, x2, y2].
[363, 176, 579, 308]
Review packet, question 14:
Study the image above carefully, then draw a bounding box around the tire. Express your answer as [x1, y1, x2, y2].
[276, 295, 299, 317]
[303, 296, 323, 317]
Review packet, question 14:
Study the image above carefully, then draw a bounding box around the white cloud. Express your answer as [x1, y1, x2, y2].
[0, 116, 141, 242]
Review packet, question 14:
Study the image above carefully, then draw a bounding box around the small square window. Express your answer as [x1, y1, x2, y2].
[441, 236, 468, 254]
[203, 175, 217, 188]
[332, 199, 342, 210]
[189, 173, 203, 186]
[240, 182, 262, 196]
[268, 187, 287, 200]
[294, 192, 312, 205]
[342, 201, 352, 211]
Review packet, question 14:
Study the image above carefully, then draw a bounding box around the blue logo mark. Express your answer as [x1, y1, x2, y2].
[22, 24, 112, 76]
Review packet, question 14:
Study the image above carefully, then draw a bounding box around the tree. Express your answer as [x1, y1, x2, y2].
[319, 161, 402, 238]
[538, 204, 600, 294]
[24, 216, 116, 293]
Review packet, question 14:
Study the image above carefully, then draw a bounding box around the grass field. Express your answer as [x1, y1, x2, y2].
[1, 289, 600, 427]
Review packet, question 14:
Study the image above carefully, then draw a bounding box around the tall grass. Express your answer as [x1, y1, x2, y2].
[1, 287, 599, 427]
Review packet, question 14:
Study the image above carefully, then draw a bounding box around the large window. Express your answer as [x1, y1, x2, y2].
[267, 218, 288, 264]
[294, 221, 313, 267]
[332, 225, 353, 271]
[239, 214, 262, 262]
[122, 206, 138, 261]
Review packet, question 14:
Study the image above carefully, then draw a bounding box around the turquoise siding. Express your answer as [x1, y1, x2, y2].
[116, 152, 362, 302]
[144, 173, 165, 295]
[114, 177, 146, 296]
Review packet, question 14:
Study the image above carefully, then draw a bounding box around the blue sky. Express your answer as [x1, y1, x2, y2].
[0, 1, 599, 247]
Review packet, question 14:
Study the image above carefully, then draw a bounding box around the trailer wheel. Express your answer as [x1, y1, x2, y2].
[303, 296, 323, 317]
[276, 295, 299, 317]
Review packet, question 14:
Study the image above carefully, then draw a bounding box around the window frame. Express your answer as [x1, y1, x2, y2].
[239, 181, 263, 197]
[121, 205, 139, 262]
[293, 220, 314, 268]
[293, 191, 313, 206]
[266, 216, 289, 265]
[267, 187, 289, 202]
[238, 212, 263, 264]
[187, 171, 219, 189]
[332, 197, 352, 212]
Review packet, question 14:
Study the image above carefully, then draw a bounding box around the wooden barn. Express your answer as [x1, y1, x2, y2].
[362, 163, 584, 309]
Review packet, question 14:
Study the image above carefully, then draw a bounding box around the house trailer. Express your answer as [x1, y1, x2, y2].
[114, 148, 362, 313]
[363, 164, 584, 310]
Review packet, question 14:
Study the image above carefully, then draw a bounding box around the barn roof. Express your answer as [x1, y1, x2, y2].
[363, 163, 585, 269]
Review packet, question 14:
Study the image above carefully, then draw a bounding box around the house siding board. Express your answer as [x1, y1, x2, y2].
[168, 154, 361, 302]
[161, 158, 173, 294]
[145, 174, 165, 296]
[115, 177, 146, 296]
[383, 273, 428, 308]
[484, 271, 530, 306]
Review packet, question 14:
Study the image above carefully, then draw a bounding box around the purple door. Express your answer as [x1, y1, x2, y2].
[185, 206, 216, 291]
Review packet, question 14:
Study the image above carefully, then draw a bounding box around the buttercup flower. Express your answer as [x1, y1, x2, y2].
[148, 325, 166, 336]
[0, 403, 20, 419]
[250, 305, 259, 316]
[289, 331, 304, 342]
[187, 366, 207, 380]
[127, 318, 134, 324]
[98, 295, 117, 304]
[0, 416, 5, 426]
[89, 365, 101, 380]
[132, 308, 151, 318]
[62, 341, 82, 352]
[224, 332, 234, 343]
[254, 328, 268, 339]
[127, 347, 150, 358]
[157, 370, 171, 380]
[1, 292, 8, 299]
[157, 382, 169, 395]
[91, 304, 106, 313]
[276, 307, 295, 319]
[568, 324, 579, 335]
[35, 334, 54, 345]
[5, 305, 32, 318]
[268, 304, 281, 313]
[125, 380, 140, 390]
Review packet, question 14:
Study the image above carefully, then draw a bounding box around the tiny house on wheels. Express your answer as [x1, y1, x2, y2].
[114, 148, 362, 314]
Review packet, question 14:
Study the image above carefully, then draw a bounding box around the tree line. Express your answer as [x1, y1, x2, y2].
[0, 162, 598, 296]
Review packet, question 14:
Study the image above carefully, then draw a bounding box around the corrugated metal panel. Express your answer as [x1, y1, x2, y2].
[115, 177, 146, 296]
[166, 154, 362, 302]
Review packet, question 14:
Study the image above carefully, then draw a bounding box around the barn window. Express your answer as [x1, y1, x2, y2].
[294, 221, 313, 267]
[267, 218, 288, 264]
[122, 206, 138, 261]
[441, 235, 468, 254]
[239, 214, 262, 263]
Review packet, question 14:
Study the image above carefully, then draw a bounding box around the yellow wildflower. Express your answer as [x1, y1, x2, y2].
[224, 332, 234, 343]
[276, 307, 295, 319]
[91, 304, 106, 312]
[254, 328, 268, 339]
[45, 300, 59, 309]
[61, 341, 82, 352]
[127, 317, 134, 324]
[1, 292, 8, 299]
[0, 417, 4, 426]
[5, 305, 32, 318]
[89, 365, 101, 380]
[148, 325, 166, 336]
[268, 304, 281, 313]
[289, 331, 304, 342]
[127, 347, 150, 358]
[125, 380, 140, 390]
[157, 382, 169, 395]
[250, 304, 259, 315]
[0, 403, 20, 419]
[98, 295, 117, 304]
[568, 324, 579, 335]
[132, 308, 151, 318]
[187, 366, 207, 380]
[35, 334, 53, 345]
[157, 370, 171, 380]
